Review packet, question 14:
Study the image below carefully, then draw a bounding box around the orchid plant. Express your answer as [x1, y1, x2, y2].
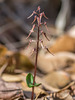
[26, 6, 52, 100]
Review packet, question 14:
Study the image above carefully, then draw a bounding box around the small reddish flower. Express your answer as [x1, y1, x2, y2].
[45, 46, 54, 56]
[42, 12, 48, 19]
[44, 22, 49, 32]
[26, 24, 36, 39]
[37, 17, 40, 26]
[36, 6, 41, 12]
[41, 30, 50, 41]
[27, 11, 36, 19]
[32, 15, 37, 24]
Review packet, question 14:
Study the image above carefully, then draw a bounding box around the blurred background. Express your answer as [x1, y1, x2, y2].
[0, 0, 75, 51]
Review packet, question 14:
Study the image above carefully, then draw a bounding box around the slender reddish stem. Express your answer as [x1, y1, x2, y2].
[31, 26, 39, 100]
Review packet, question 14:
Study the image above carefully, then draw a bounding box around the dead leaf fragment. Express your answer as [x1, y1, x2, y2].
[1, 74, 22, 82]
[57, 90, 73, 100]
[43, 71, 71, 89]
[38, 51, 75, 74]
[49, 35, 75, 53]
[0, 52, 34, 74]
[0, 78, 21, 99]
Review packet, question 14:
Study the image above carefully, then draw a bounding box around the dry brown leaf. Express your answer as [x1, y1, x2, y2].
[48, 81, 75, 100]
[1, 74, 22, 82]
[0, 52, 34, 74]
[43, 71, 71, 89]
[0, 78, 21, 99]
[37, 51, 75, 74]
[71, 74, 75, 80]
[57, 90, 73, 100]
[6, 52, 34, 72]
[0, 45, 34, 74]
[35, 75, 59, 92]
[65, 63, 75, 74]
[49, 35, 75, 53]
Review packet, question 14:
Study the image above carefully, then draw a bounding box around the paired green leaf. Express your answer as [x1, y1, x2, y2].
[26, 73, 41, 88]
